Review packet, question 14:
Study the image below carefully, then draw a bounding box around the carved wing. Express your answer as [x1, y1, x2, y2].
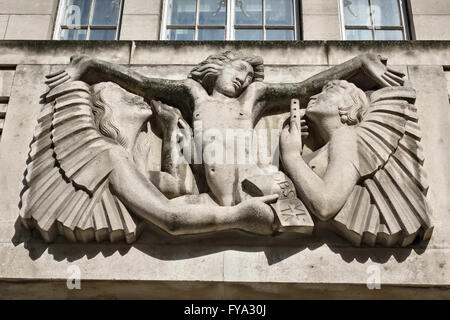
[20, 80, 143, 243]
[332, 86, 433, 247]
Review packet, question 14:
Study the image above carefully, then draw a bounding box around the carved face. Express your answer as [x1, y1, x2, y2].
[305, 86, 344, 123]
[105, 84, 153, 122]
[214, 60, 254, 98]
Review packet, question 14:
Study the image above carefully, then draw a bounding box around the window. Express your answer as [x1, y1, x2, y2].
[161, 0, 300, 40]
[54, 0, 123, 40]
[340, 0, 410, 40]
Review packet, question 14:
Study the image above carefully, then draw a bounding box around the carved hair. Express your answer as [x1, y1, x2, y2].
[323, 80, 369, 125]
[188, 51, 264, 94]
[91, 82, 127, 147]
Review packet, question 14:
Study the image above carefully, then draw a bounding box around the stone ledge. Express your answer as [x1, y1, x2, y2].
[1, 242, 448, 288]
[0, 40, 448, 66]
[1, 279, 449, 299]
[327, 41, 450, 65]
[0, 41, 132, 65]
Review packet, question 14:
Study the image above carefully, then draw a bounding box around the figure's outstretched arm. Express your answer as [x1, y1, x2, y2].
[279, 121, 360, 221]
[254, 53, 405, 116]
[45, 55, 194, 112]
[109, 150, 278, 235]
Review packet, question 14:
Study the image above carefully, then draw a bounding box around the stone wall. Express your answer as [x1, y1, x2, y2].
[302, 0, 341, 40]
[0, 40, 449, 299]
[119, 0, 162, 40]
[410, 0, 450, 40]
[0, 0, 58, 40]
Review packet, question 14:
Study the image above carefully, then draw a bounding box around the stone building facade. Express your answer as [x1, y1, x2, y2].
[0, 1, 449, 299]
[0, 0, 449, 41]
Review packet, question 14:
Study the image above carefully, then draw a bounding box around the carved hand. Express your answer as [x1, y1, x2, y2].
[152, 100, 182, 128]
[152, 100, 193, 173]
[152, 100, 193, 143]
[235, 194, 279, 234]
[133, 124, 152, 174]
[279, 110, 305, 164]
[360, 53, 405, 87]
[45, 54, 93, 89]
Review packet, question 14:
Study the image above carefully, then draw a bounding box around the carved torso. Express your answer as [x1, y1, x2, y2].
[192, 93, 261, 206]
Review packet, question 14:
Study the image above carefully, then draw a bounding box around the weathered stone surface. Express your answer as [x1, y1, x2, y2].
[300, 0, 341, 40]
[302, 14, 341, 40]
[1, 41, 448, 67]
[407, 65, 450, 249]
[123, 0, 162, 15]
[413, 15, 450, 41]
[0, 0, 448, 43]
[0, 0, 57, 15]
[327, 41, 450, 66]
[0, 15, 7, 39]
[130, 41, 329, 65]
[410, 0, 450, 15]
[120, 15, 160, 40]
[0, 65, 49, 210]
[0, 69, 14, 97]
[31, 49, 423, 244]
[0, 41, 131, 65]
[4, 15, 52, 40]
[302, 0, 339, 15]
[445, 69, 450, 100]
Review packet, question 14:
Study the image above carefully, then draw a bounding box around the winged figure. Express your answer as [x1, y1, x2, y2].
[280, 80, 433, 247]
[19, 78, 282, 243]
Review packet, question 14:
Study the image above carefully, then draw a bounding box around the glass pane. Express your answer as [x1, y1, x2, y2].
[266, 0, 293, 26]
[235, 29, 263, 40]
[375, 29, 404, 40]
[198, 28, 225, 40]
[235, 0, 262, 26]
[60, 28, 87, 40]
[92, 0, 121, 26]
[345, 29, 373, 40]
[63, 0, 92, 26]
[343, 0, 371, 26]
[199, 0, 226, 26]
[167, 29, 195, 40]
[372, 0, 401, 26]
[167, 0, 196, 25]
[89, 29, 116, 40]
[266, 29, 294, 40]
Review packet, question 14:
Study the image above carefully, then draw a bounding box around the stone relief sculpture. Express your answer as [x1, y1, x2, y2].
[20, 81, 281, 242]
[280, 81, 433, 247]
[19, 50, 433, 248]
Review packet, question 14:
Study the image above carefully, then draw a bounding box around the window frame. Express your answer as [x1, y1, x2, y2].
[53, 0, 124, 40]
[339, 0, 411, 40]
[160, 0, 301, 41]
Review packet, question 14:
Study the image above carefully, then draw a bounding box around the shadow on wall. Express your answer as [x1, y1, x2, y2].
[11, 217, 429, 265]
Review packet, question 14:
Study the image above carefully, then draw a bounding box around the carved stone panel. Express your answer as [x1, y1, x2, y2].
[19, 51, 433, 248]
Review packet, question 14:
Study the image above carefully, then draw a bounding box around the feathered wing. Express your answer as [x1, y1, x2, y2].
[20, 80, 143, 243]
[332, 86, 433, 247]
